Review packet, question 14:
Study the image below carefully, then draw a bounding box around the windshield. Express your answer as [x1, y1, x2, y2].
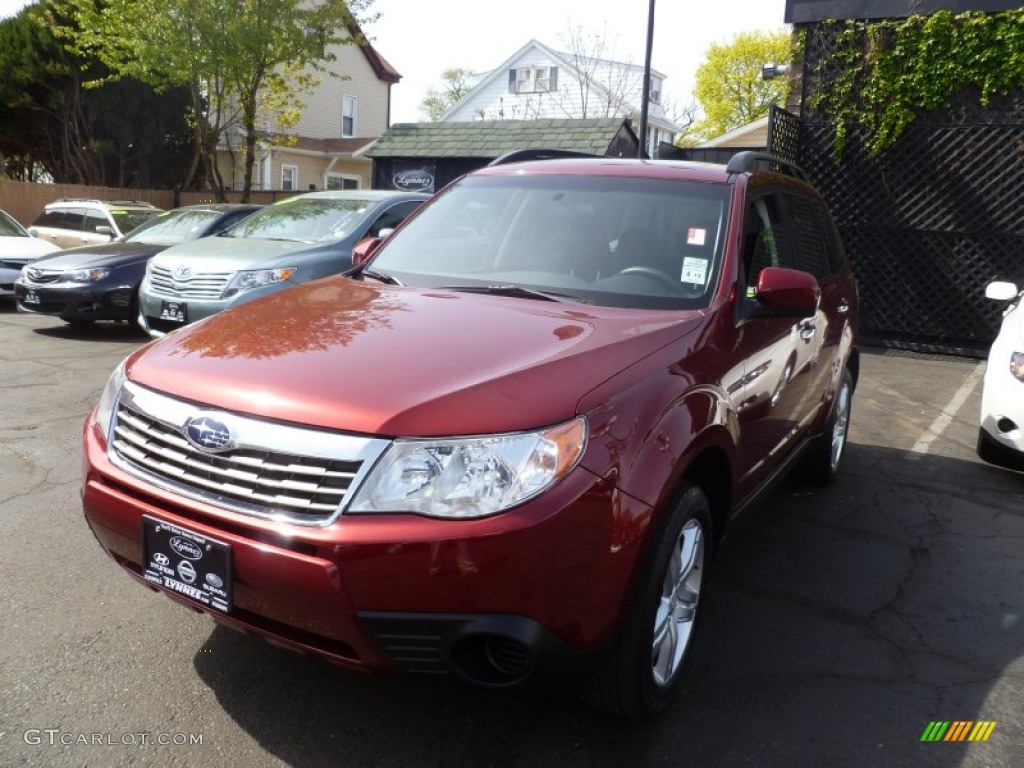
[369, 174, 731, 310]
[125, 208, 222, 246]
[111, 209, 161, 236]
[0, 211, 28, 237]
[227, 197, 373, 242]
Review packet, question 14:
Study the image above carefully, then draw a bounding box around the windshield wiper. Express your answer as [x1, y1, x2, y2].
[439, 284, 587, 303]
[361, 268, 403, 286]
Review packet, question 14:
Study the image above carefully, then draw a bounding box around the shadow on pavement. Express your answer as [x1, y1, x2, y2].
[192, 442, 1024, 767]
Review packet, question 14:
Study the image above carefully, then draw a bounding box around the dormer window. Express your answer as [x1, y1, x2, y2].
[508, 66, 558, 94]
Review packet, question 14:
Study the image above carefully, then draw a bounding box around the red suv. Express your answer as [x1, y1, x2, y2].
[82, 152, 858, 717]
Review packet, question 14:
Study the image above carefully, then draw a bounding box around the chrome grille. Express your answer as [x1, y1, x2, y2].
[148, 264, 234, 299]
[109, 381, 389, 525]
[24, 268, 62, 284]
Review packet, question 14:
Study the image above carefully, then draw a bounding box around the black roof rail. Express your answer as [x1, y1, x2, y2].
[725, 151, 809, 182]
[487, 148, 602, 167]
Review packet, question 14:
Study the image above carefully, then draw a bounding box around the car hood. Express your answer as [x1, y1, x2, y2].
[127, 277, 703, 436]
[0, 237, 60, 261]
[27, 241, 166, 268]
[152, 236, 336, 271]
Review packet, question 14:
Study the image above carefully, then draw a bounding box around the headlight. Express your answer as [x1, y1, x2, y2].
[348, 417, 588, 519]
[94, 359, 127, 445]
[65, 268, 111, 283]
[1011, 352, 1024, 382]
[223, 267, 297, 297]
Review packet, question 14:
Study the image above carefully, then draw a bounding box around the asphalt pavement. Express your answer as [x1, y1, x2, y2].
[1, 301, 1021, 767]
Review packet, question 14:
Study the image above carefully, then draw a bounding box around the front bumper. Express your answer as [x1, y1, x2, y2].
[82, 416, 645, 686]
[137, 281, 294, 337]
[15, 278, 135, 321]
[978, 348, 1024, 469]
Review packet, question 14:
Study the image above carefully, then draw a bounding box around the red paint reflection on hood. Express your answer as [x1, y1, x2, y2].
[127, 276, 701, 436]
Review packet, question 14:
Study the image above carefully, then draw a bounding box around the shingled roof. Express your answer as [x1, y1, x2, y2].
[366, 118, 636, 158]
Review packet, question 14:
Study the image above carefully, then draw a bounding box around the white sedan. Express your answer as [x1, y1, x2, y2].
[978, 280, 1024, 470]
[0, 209, 60, 297]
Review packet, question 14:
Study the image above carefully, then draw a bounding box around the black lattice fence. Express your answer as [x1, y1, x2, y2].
[792, 22, 1024, 355]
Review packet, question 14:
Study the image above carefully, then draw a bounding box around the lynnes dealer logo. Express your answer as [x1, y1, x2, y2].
[169, 536, 203, 561]
[921, 721, 997, 742]
[184, 415, 233, 452]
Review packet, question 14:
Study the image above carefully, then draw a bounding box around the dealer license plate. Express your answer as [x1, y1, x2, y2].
[142, 516, 232, 612]
[159, 300, 187, 324]
[24, 290, 40, 304]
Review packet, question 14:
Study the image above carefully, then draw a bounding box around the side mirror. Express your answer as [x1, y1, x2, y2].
[986, 281, 1019, 301]
[27, 227, 39, 237]
[351, 236, 382, 267]
[96, 225, 115, 240]
[749, 267, 820, 319]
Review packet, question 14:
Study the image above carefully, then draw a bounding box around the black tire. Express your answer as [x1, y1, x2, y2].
[583, 483, 711, 718]
[799, 367, 854, 485]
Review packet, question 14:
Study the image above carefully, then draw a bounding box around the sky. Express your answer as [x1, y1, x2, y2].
[0, 0, 790, 123]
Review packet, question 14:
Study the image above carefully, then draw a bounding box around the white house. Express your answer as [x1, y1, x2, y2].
[442, 40, 680, 156]
[216, 25, 400, 192]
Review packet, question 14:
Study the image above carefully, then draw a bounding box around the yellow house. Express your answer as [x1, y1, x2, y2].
[215, 25, 399, 192]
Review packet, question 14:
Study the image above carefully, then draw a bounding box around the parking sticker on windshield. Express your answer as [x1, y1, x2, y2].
[687, 227, 707, 246]
[682, 257, 708, 285]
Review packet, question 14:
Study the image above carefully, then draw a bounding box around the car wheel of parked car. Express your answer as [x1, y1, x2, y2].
[584, 483, 710, 718]
[800, 368, 854, 485]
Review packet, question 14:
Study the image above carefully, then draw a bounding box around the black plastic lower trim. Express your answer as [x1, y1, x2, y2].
[358, 611, 610, 689]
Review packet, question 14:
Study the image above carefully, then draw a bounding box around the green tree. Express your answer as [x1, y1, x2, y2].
[419, 68, 474, 121]
[51, 0, 375, 200]
[0, 3, 190, 186]
[692, 30, 791, 141]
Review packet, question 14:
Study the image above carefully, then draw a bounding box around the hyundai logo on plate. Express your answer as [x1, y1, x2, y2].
[183, 415, 234, 453]
[172, 264, 193, 280]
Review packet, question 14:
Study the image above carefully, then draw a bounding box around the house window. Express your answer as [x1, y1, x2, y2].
[281, 165, 298, 191]
[508, 66, 557, 94]
[326, 174, 360, 190]
[342, 96, 357, 137]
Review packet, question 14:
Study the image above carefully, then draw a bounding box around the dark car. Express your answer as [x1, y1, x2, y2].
[136, 190, 429, 337]
[82, 152, 858, 717]
[15, 204, 260, 325]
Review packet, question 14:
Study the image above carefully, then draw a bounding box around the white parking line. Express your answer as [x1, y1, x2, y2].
[910, 361, 987, 454]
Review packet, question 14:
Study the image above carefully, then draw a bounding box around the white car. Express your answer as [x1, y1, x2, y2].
[978, 280, 1024, 470]
[0, 210, 60, 298]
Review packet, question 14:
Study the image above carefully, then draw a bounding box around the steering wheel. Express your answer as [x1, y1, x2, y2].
[617, 266, 683, 292]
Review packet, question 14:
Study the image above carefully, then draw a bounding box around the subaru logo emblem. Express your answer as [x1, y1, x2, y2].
[27, 268, 42, 281]
[183, 415, 233, 453]
[172, 264, 193, 280]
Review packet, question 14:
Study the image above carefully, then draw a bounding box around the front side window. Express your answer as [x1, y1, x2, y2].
[369, 174, 731, 310]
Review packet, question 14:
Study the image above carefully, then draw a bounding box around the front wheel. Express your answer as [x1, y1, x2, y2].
[583, 483, 711, 718]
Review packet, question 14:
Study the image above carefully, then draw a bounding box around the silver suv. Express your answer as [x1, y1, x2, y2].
[29, 199, 163, 249]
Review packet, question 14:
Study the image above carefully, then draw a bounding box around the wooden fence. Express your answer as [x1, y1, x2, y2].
[0, 180, 299, 227]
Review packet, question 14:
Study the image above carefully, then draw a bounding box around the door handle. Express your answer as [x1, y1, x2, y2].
[837, 300, 850, 314]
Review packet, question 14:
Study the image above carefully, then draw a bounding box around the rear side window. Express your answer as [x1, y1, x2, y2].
[784, 192, 831, 280]
[811, 197, 847, 275]
[34, 208, 82, 229]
